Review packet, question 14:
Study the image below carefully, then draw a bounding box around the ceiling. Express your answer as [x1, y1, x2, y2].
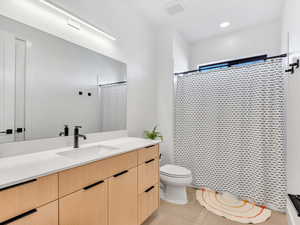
[127, 0, 285, 43]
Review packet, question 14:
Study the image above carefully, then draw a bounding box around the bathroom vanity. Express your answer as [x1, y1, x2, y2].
[0, 138, 160, 225]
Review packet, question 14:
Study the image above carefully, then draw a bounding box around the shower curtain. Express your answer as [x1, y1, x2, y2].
[100, 84, 127, 131]
[174, 58, 287, 211]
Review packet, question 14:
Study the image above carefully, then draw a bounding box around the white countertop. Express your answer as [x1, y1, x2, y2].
[0, 137, 160, 190]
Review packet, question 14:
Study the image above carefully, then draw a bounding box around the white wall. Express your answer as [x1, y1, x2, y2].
[190, 20, 282, 69]
[282, 0, 300, 195]
[155, 31, 191, 164]
[173, 32, 190, 73]
[0, 0, 157, 138]
[155, 28, 175, 164]
[282, 0, 300, 55]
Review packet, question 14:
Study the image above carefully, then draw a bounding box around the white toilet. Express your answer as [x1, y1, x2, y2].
[160, 164, 192, 205]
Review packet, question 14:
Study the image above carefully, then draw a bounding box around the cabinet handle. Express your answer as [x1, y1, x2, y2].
[145, 186, 155, 193]
[83, 180, 104, 190]
[113, 170, 128, 178]
[15, 128, 25, 133]
[0, 129, 13, 135]
[145, 158, 155, 164]
[1, 209, 37, 225]
[0, 179, 37, 192]
[145, 145, 155, 148]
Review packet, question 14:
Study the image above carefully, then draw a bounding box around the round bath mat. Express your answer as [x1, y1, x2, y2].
[196, 188, 271, 224]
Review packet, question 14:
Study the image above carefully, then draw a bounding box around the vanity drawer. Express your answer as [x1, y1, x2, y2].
[138, 145, 159, 165]
[106, 150, 138, 179]
[59, 180, 108, 225]
[138, 158, 159, 194]
[59, 150, 138, 197]
[0, 201, 58, 225]
[0, 174, 58, 223]
[138, 184, 159, 224]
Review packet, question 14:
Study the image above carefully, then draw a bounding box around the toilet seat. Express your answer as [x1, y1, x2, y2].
[160, 164, 192, 178]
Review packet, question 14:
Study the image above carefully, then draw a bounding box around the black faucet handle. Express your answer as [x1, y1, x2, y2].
[75, 126, 82, 129]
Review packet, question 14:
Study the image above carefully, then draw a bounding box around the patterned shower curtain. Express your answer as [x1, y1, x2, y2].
[174, 58, 287, 211]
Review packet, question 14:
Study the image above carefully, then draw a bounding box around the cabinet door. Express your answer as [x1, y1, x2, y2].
[138, 184, 159, 224]
[59, 180, 108, 225]
[1, 201, 58, 225]
[108, 167, 138, 225]
[138, 158, 159, 193]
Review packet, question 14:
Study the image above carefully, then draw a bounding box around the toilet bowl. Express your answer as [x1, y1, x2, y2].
[160, 164, 192, 205]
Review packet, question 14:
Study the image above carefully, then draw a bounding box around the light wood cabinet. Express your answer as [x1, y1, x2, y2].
[138, 145, 159, 165]
[0, 174, 58, 223]
[138, 184, 159, 225]
[1, 201, 58, 225]
[108, 167, 138, 225]
[137, 144, 160, 224]
[59, 151, 137, 197]
[138, 158, 159, 194]
[1, 144, 159, 225]
[59, 180, 108, 225]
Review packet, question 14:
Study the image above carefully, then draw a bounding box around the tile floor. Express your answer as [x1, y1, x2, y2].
[143, 188, 287, 225]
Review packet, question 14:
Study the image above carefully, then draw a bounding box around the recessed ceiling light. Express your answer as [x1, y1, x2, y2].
[220, 22, 231, 28]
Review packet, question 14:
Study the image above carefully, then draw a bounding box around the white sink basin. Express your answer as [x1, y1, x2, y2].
[57, 145, 119, 160]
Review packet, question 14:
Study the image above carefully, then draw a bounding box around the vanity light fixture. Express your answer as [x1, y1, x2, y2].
[40, 0, 116, 41]
[220, 21, 231, 28]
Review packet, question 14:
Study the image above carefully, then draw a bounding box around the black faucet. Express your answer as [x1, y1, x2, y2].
[59, 125, 69, 136]
[74, 126, 87, 148]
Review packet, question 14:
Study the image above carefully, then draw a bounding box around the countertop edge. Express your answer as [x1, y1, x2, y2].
[0, 139, 161, 190]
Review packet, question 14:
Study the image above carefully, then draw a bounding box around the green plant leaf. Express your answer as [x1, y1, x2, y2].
[144, 125, 163, 140]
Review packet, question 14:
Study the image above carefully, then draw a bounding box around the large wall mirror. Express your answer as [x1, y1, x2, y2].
[0, 15, 127, 144]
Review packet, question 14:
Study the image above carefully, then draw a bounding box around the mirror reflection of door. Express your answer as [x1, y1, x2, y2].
[0, 30, 15, 144]
[15, 38, 26, 142]
[0, 30, 26, 143]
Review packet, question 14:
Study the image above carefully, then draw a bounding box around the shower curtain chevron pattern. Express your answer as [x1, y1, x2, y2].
[174, 58, 287, 211]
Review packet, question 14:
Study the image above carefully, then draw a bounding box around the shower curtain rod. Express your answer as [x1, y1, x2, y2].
[174, 54, 288, 76]
[99, 81, 127, 87]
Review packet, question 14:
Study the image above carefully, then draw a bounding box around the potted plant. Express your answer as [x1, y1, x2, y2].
[144, 126, 163, 141]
